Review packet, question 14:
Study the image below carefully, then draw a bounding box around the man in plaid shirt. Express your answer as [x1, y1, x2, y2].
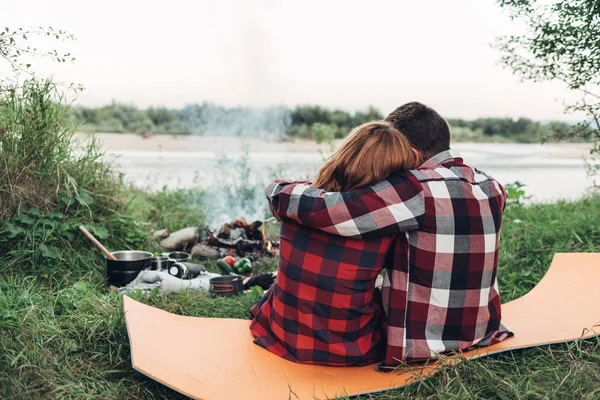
[267, 103, 511, 366]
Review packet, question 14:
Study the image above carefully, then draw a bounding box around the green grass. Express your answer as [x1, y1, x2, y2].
[2, 80, 600, 399]
[498, 197, 600, 300]
[1, 196, 599, 399]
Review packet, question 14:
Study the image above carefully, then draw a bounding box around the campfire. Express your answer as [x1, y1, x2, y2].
[155, 217, 279, 259]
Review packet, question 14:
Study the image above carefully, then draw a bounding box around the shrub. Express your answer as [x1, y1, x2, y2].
[0, 80, 119, 219]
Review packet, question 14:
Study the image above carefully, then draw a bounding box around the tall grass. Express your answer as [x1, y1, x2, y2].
[0, 80, 116, 220]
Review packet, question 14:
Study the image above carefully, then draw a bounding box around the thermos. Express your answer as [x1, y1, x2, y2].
[167, 262, 205, 279]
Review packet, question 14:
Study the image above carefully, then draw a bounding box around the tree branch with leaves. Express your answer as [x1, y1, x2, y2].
[0, 26, 76, 87]
[496, 0, 600, 179]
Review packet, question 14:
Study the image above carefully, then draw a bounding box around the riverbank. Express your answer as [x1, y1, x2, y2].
[75, 132, 338, 153]
[76, 132, 594, 156]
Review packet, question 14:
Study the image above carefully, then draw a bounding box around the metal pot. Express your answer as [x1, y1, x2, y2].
[106, 269, 143, 286]
[106, 250, 153, 286]
[209, 275, 243, 297]
[168, 251, 191, 263]
[107, 251, 154, 271]
[151, 256, 171, 271]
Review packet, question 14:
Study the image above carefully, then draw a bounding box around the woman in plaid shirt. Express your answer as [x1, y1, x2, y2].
[250, 121, 418, 366]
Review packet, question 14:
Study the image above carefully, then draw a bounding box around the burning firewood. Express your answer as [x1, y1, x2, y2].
[205, 233, 262, 257]
[201, 218, 279, 257]
[155, 217, 279, 259]
[264, 238, 280, 257]
[233, 217, 249, 228]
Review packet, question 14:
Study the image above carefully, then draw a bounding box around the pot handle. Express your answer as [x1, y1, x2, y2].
[212, 284, 235, 293]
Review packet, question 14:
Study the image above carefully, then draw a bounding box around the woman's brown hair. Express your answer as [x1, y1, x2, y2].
[313, 121, 417, 192]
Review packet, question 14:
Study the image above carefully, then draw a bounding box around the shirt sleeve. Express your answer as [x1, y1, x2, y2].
[499, 182, 508, 212]
[266, 172, 425, 239]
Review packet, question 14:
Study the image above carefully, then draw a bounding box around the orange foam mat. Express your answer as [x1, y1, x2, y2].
[124, 253, 600, 400]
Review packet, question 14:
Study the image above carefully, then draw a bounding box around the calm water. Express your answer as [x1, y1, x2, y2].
[107, 142, 596, 203]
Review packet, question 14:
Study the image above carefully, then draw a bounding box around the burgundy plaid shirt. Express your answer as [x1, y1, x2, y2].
[265, 150, 511, 365]
[250, 220, 393, 366]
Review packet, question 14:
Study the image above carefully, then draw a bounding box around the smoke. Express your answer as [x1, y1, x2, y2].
[178, 104, 292, 226]
[180, 18, 292, 225]
[181, 103, 291, 139]
[199, 151, 270, 229]
[202, 183, 269, 229]
[181, 13, 291, 140]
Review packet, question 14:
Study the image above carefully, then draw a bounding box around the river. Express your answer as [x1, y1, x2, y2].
[104, 141, 596, 203]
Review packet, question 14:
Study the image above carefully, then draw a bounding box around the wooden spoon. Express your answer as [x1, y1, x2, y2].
[78, 225, 117, 261]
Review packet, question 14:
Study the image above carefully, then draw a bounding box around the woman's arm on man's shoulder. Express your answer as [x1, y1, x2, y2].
[266, 173, 425, 239]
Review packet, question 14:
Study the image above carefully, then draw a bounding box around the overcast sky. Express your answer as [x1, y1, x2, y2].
[4, 0, 580, 120]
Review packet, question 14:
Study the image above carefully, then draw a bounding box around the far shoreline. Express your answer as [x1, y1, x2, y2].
[75, 132, 593, 159]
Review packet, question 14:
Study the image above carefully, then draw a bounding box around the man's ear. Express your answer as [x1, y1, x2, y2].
[412, 148, 424, 165]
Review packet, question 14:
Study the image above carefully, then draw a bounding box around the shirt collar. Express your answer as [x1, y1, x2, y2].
[419, 149, 462, 169]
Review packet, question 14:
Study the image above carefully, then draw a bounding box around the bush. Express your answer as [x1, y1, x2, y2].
[284, 123, 312, 139]
[0, 80, 118, 220]
[311, 123, 336, 144]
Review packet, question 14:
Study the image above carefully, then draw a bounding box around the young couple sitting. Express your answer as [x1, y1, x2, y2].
[250, 102, 511, 368]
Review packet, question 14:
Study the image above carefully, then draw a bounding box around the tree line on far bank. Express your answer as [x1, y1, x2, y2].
[72, 102, 577, 143]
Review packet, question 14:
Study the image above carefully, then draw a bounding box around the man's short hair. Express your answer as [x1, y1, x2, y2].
[384, 102, 451, 159]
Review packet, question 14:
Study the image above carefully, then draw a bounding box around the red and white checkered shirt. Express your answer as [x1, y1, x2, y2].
[250, 221, 391, 366]
[267, 150, 511, 365]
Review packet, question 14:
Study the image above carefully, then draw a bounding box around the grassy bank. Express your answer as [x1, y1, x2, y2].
[2, 82, 600, 399]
